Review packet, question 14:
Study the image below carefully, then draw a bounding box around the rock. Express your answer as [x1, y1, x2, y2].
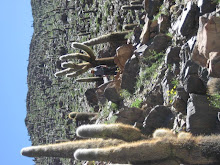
[132, 26, 142, 44]
[192, 15, 220, 67]
[177, 1, 199, 38]
[104, 83, 122, 104]
[207, 52, 220, 77]
[144, 0, 163, 19]
[197, 0, 217, 15]
[144, 85, 164, 109]
[165, 46, 181, 65]
[181, 60, 199, 80]
[173, 113, 186, 133]
[158, 14, 170, 33]
[121, 56, 140, 94]
[186, 94, 218, 135]
[114, 44, 134, 72]
[143, 105, 174, 135]
[173, 87, 189, 114]
[183, 75, 206, 94]
[85, 88, 98, 107]
[143, 34, 172, 58]
[115, 107, 145, 127]
[139, 17, 150, 44]
[161, 70, 175, 105]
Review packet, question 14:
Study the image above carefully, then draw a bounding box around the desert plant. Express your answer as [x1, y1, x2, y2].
[76, 123, 144, 142]
[69, 112, 98, 121]
[82, 31, 130, 46]
[54, 42, 115, 78]
[76, 77, 103, 82]
[207, 78, 220, 109]
[131, 98, 143, 108]
[74, 129, 220, 164]
[21, 139, 124, 158]
[121, 5, 144, 10]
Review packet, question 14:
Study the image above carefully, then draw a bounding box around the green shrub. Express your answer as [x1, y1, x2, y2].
[131, 98, 142, 108]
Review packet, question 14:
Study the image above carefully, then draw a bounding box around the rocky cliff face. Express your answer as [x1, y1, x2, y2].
[26, 0, 220, 164]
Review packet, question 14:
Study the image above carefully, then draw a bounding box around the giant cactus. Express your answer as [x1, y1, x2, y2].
[54, 42, 115, 78]
[21, 139, 124, 158]
[21, 124, 220, 164]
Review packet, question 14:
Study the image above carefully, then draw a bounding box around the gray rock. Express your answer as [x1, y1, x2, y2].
[85, 88, 98, 107]
[165, 46, 181, 65]
[104, 85, 122, 104]
[121, 56, 140, 94]
[183, 75, 206, 94]
[143, 34, 172, 58]
[178, 1, 199, 38]
[161, 70, 175, 105]
[173, 87, 189, 114]
[143, 105, 174, 135]
[186, 94, 218, 135]
[115, 107, 145, 127]
[197, 0, 217, 15]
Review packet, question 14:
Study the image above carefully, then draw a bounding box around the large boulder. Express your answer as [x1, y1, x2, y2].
[186, 94, 218, 135]
[139, 16, 151, 44]
[121, 56, 140, 94]
[197, 0, 217, 15]
[207, 52, 220, 77]
[114, 44, 133, 72]
[142, 105, 174, 135]
[143, 34, 172, 58]
[115, 107, 145, 128]
[176, 1, 199, 38]
[192, 15, 220, 68]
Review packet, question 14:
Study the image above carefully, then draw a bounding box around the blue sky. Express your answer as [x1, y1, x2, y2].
[0, 1, 34, 164]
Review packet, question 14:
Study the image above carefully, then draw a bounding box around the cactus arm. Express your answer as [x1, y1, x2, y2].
[61, 62, 91, 69]
[66, 64, 92, 78]
[76, 77, 104, 82]
[21, 139, 124, 158]
[60, 53, 91, 62]
[54, 68, 76, 77]
[76, 123, 143, 142]
[82, 31, 130, 46]
[95, 57, 115, 66]
[71, 42, 96, 61]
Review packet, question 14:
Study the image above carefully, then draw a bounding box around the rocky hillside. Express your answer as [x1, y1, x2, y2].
[25, 0, 220, 164]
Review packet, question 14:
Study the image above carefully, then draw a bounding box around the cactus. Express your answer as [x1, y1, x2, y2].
[121, 5, 144, 10]
[123, 24, 138, 30]
[75, 129, 220, 164]
[130, 1, 142, 5]
[82, 31, 130, 46]
[69, 112, 98, 121]
[76, 123, 144, 142]
[21, 139, 124, 158]
[55, 42, 115, 78]
[21, 124, 220, 164]
[76, 77, 103, 82]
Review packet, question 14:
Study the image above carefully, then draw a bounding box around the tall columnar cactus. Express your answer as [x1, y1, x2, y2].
[54, 42, 115, 78]
[121, 5, 144, 10]
[21, 139, 124, 158]
[76, 77, 103, 82]
[74, 129, 220, 164]
[21, 124, 220, 164]
[68, 112, 98, 121]
[82, 31, 130, 46]
[76, 123, 145, 142]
